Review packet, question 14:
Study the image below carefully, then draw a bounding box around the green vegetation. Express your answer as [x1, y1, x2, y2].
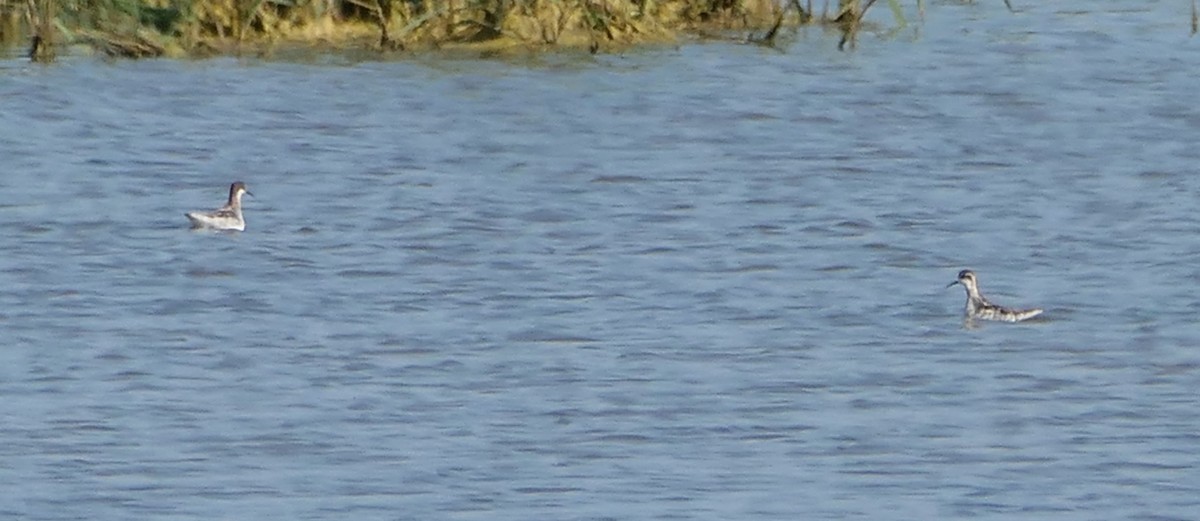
[0, 0, 934, 62]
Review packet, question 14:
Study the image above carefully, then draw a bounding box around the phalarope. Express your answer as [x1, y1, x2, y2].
[186, 182, 252, 231]
[947, 270, 1043, 323]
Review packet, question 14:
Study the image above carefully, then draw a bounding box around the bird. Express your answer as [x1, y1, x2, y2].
[947, 269, 1043, 323]
[186, 182, 252, 231]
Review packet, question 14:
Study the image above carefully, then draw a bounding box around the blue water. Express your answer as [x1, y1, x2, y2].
[2, 1, 1199, 519]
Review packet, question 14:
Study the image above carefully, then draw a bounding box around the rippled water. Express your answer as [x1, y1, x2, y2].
[2, 1, 1199, 519]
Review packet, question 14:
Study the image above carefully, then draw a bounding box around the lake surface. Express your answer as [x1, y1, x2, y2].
[2, 1, 1199, 519]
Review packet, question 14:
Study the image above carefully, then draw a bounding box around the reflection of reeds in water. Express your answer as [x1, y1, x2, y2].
[745, 0, 928, 51]
[746, 0, 876, 50]
[828, 0, 1015, 50]
[27, 0, 57, 62]
[835, 0, 865, 50]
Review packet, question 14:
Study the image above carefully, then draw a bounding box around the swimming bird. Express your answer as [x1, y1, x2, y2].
[947, 269, 1043, 323]
[186, 182, 252, 231]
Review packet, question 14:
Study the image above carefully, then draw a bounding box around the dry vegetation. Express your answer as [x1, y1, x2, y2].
[0, 0, 914, 61]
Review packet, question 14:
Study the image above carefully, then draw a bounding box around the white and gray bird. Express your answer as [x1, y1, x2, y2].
[947, 270, 1043, 323]
[186, 182, 252, 231]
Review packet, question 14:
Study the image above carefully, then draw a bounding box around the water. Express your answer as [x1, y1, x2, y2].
[2, 1, 1199, 519]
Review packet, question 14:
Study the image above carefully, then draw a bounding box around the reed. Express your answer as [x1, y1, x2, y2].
[0, 0, 1012, 59]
